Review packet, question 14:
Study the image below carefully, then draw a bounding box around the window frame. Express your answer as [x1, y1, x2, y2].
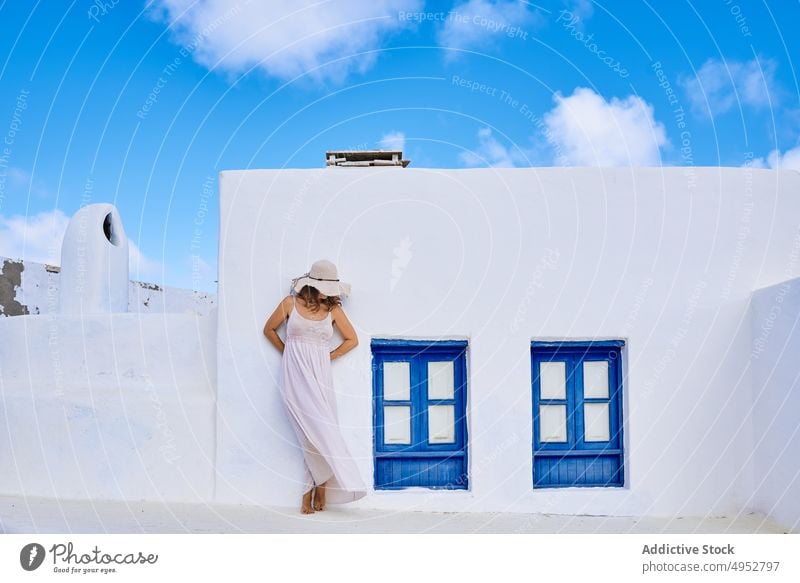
[372, 339, 469, 490]
[531, 339, 625, 488]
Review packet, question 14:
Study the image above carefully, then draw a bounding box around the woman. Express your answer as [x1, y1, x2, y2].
[263, 259, 367, 514]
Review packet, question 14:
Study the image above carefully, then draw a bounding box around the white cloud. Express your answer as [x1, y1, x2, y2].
[437, 0, 539, 55]
[680, 57, 779, 117]
[0, 209, 160, 278]
[559, 0, 593, 30]
[129, 240, 162, 281]
[542, 87, 668, 166]
[148, 0, 422, 82]
[751, 145, 800, 171]
[378, 131, 406, 151]
[1, 166, 54, 199]
[5, 167, 30, 188]
[461, 88, 667, 168]
[0, 209, 68, 265]
[460, 127, 527, 167]
[570, 0, 594, 20]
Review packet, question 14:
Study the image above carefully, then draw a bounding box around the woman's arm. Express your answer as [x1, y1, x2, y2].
[263, 295, 293, 354]
[330, 305, 358, 361]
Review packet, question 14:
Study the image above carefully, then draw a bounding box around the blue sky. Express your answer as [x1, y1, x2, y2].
[0, 0, 798, 293]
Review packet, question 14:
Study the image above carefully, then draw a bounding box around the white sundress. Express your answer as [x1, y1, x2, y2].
[278, 295, 367, 504]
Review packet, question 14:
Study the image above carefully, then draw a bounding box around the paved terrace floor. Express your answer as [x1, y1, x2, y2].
[0, 495, 793, 534]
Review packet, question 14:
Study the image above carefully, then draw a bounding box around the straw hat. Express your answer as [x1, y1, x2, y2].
[291, 259, 351, 297]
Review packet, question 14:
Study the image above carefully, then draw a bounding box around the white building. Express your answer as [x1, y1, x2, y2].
[1, 164, 799, 531]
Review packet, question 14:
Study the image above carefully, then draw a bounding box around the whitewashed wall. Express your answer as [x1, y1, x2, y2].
[0, 312, 217, 502]
[216, 166, 800, 526]
[0, 248, 218, 502]
[749, 278, 800, 531]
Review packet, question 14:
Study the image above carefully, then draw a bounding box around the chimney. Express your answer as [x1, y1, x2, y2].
[59, 203, 130, 314]
[325, 150, 410, 168]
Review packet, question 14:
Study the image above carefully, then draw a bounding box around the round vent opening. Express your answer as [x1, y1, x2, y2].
[103, 213, 121, 246]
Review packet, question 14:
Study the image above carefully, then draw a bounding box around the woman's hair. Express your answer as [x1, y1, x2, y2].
[296, 285, 342, 313]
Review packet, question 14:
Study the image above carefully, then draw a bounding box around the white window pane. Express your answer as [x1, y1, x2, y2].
[583, 361, 609, 398]
[584, 402, 610, 442]
[428, 405, 455, 444]
[427, 361, 454, 399]
[540, 361, 566, 399]
[383, 361, 410, 401]
[384, 406, 411, 444]
[539, 404, 567, 442]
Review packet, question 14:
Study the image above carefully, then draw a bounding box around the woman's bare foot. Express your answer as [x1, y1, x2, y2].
[312, 482, 327, 511]
[301, 489, 315, 514]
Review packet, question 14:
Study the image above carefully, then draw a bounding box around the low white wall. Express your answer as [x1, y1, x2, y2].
[0, 312, 217, 503]
[749, 278, 800, 531]
[0, 256, 216, 317]
[216, 166, 800, 523]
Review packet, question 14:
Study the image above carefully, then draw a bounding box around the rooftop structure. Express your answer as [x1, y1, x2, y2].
[325, 150, 410, 167]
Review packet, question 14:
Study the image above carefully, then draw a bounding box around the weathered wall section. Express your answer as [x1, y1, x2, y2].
[0, 258, 32, 316]
[0, 256, 216, 316]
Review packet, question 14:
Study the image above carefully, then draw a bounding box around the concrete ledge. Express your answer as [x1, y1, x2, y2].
[0, 495, 791, 534]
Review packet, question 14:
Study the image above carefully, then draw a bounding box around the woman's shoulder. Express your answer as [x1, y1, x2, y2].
[279, 294, 295, 312]
[329, 302, 346, 318]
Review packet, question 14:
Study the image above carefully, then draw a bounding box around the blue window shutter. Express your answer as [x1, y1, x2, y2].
[372, 339, 468, 490]
[531, 341, 625, 488]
